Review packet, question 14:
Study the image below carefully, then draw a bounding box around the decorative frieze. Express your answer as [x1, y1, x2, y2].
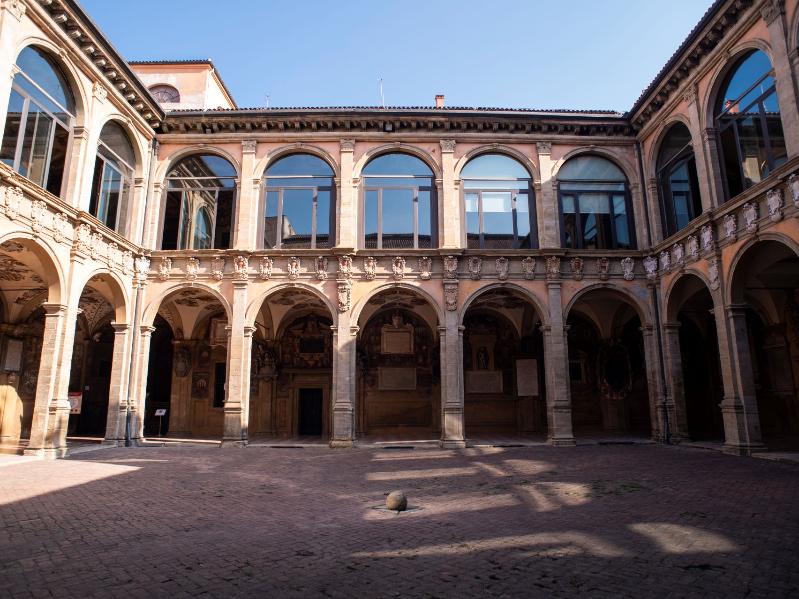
[418, 256, 432, 280]
[766, 188, 783, 222]
[211, 256, 225, 281]
[742, 202, 758, 234]
[723, 213, 737, 241]
[659, 250, 671, 272]
[443, 255, 458, 279]
[363, 256, 377, 280]
[672, 242, 684, 267]
[337, 255, 353, 280]
[185, 257, 199, 281]
[392, 256, 405, 281]
[443, 281, 458, 311]
[337, 280, 351, 313]
[287, 256, 300, 281]
[545, 256, 560, 280]
[621, 257, 635, 281]
[700, 224, 715, 252]
[315, 256, 328, 281]
[597, 257, 610, 281]
[0, 184, 21, 219]
[234, 256, 248, 281]
[521, 256, 535, 280]
[468, 257, 482, 280]
[259, 256, 273, 280]
[686, 235, 699, 261]
[789, 173, 799, 209]
[495, 257, 509, 281]
[157, 257, 171, 281]
[439, 139, 456, 153]
[134, 256, 150, 283]
[708, 256, 720, 291]
[644, 256, 658, 280]
[570, 257, 584, 281]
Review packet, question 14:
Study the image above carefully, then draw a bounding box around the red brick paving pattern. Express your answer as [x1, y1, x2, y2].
[1, 445, 798, 598]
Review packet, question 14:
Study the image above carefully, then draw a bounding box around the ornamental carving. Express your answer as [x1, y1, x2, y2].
[545, 256, 560, 280]
[241, 140, 257, 153]
[157, 257, 172, 281]
[643, 256, 657, 280]
[2, 0, 26, 20]
[234, 256, 249, 281]
[30, 200, 46, 233]
[337, 280, 351, 313]
[597, 257, 610, 281]
[52, 212, 70, 244]
[443, 281, 458, 311]
[259, 256, 273, 280]
[287, 256, 300, 280]
[392, 256, 406, 280]
[495, 257, 509, 281]
[122, 251, 134, 276]
[723, 213, 737, 241]
[186, 257, 199, 281]
[621, 257, 635, 281]
[90, 231, 103, 259]
[443, 255, 458, 279]
[211, 256, 225, 280]
[742, 202, 758, 234]
[766, 188, 783, 222]
[135, 256, 150, 282]
[708, 256, 720, 291]
[686, 235, 699, 260]
[1, 184, 22, 219]
[700, 224, 715, 252]
[468, 256, 482, 280]
[439, 139, 456, 152]
[363, 256, 377, 280]
[536, 141, 552, 155]
[659, 250, 671, 272]
[337, 255, 353, 280]
[419, 256, 432, 280]
[672, 242, 684, 266]
[789, 173, 799, 209]
[340, 139, 355, 152]
[522, 256, 536, 280]
[570, 257, 584, 281]
[315, 256, 328, 281]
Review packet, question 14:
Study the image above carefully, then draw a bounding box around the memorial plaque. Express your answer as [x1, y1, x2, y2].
[3, 337, 23, 371]
[378, 367, 417, 391]
[381, 329, 413, 354]
[516, 359, 539, 396]
[465, 370, 503, 394]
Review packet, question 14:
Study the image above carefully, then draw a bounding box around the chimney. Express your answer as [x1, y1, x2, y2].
[435, 94, 444, 108]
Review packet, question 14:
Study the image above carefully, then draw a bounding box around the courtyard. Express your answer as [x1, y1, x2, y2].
[0, 445, 797, 598]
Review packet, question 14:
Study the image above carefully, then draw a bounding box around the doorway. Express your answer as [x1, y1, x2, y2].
[298, 388, 323, 436]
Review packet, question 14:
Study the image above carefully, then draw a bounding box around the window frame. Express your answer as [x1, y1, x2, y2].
[262, 172, 335, 249]
[3, 57, 74, 196]
[715, 51, 785, 200]
[89, 130, 135, 232]
[657, 136, 701, 238]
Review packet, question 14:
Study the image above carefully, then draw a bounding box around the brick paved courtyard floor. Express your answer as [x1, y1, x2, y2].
[1, 444, 798, 598]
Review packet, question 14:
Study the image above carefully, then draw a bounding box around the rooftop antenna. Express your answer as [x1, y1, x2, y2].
[264, 92, 271, 108]
[379, 78, 385, 108]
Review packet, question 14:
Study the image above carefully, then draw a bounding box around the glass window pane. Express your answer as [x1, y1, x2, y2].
[365, 190, 378, 249]
[461, 153, 529, 179]
[381, 188, 414, 248]
[719, 50, 772, 115]
[281, 188, 313, 248]
[613, 195, 630, 248]
[214, 188, 234, 249]
[482, 191, 514, 249]
[19, 105, 53, 186]
[578, 193, 610, 214]
[516, 193, 531, 248]
[45, 122, 68, 197]
[737, 116, 768, 187]
[194, 209, 212, 249]
[267, 153, 332, 177]
[561, 195, 575, 213]
[316, 190, 330, 248]
[579, 193, 612, 249]
[465, 192, 479, 248]
[363, 153, 431, 176]
[15, 46, 74, 114]
[1, 90, 24, 167]
[97, 163, 121, 228]
[264, 190, 278, 248]
[558, 156, 625, 181]
[563, 213, 577, 248]
[418, 190, 431, 249]
[98, 121, 135, 168]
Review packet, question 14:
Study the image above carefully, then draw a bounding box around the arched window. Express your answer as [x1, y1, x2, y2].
[657, 123, 702, 237]
[264, 154, 334, 248]
[558, 155, 635, 250]
[0, 46, 75, 196]
[716, 50, 787, 198]
[89, 122, 135, 232]
[363, 153, 436, 249]
[149, 84, 180, 104]
[162, 154, 236, 250]
[461, 153, 536, 249]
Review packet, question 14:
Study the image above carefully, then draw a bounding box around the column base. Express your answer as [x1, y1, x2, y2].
[722, 442, 765, 456]
[329, 439, 355, 448]
[548, 436, 576, 447]
[221, 439, 247, 448]
[23, 446, 67, 459]
[440, 439, 467, 449]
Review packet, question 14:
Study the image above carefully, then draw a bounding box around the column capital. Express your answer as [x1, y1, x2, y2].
[110, 322, 130, 333]
[41, 303, 68, 316]
[241, 139, 257, 154]
[662, 321, 681, 331]
[440, 139, 456, 153]
[726, 303, 749, 317]
[761, 0, 784, 25]
[243, 325, 256, 337]
[140, 325, 156, 336]
[340, 139, 355, 152]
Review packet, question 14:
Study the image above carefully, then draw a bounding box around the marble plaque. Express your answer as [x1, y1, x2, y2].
[465, 370, 503, 394]
[378, 367, 417, 391]
[516, 359, 539, 396]
[381, 328, 413, 354]
[3, 338, 23, 371]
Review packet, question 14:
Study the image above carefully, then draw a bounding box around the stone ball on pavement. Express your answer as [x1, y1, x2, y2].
[386, 491, 408, 511]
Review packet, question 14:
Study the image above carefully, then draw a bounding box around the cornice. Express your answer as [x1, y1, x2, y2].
[30, 0, 164, 128]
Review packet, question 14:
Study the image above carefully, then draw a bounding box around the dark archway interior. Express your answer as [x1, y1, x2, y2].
[144, 314, 174, 436]
[67, 321, 114, 437]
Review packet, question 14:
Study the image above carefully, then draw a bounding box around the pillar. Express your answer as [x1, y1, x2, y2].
[130, 324, 155, 442]
[0, 2, 24, 133]
[646, 178, 666, 243]
[330, 309, 356, 447]
[440, 140, 460, 249]
[536, 142, 559, 248]
[236, 140, 258, 249]
[701, 127, 728, 206]
[718, 304, 764, 454]
[440, 311, 466, 448]
[659, 322, 689, 441]
[103, 323, 131, 445]
[762, 1, 799, 157]
[684, 86, 721, 210]
[337, 140, 357, 250]
[543, 282, 575, 445]
[223, 280, 250, 446]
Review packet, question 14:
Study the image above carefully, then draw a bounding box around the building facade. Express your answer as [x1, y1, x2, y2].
[1, 0, 798, 457]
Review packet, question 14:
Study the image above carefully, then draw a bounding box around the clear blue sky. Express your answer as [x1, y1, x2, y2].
[80, 0, 713, 112]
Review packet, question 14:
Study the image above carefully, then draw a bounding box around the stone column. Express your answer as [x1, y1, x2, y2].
[24, 303, 70, 457]
[103, 323, 131, 445]
[130, 324, 155, 442]
[337, 139, 357, 249]
[236, 140, 258, 249]
[331, 307, 356, 447]
[439, 140, 460, 249]
[659, 322, 689, 441]
[762, 1, 799, 156]
[543, 282, 575, 445]
[718, 304, 764, 454]
[440, 310, 466, 448]
[701, 128, 728, 206]
[536, 142, 559, 248]
[684, 86, 720, 210]
[223, 280, 250, 446]
[63, 126, 92, 209]
[0, 3, 25, 131]
[646, 178, 665, 243]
